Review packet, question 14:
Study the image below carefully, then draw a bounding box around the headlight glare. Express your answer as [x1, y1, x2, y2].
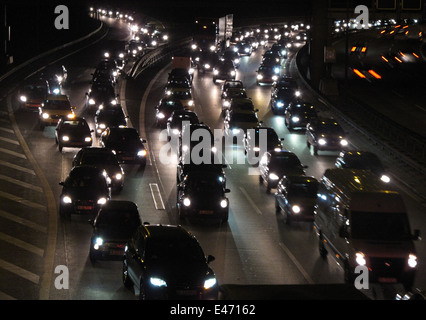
[355, 252, 366, 266]
[150, 277, 167, 287]
[204, 277, 217, 290]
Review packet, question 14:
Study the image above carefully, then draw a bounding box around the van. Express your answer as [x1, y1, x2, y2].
[314, 168, 420, 289]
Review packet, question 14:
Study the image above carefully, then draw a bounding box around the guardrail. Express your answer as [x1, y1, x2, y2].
[295, 44, 426, 202]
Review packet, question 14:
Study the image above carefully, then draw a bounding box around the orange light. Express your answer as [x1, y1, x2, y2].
[403, 25, 409, 29]
[413, 52, 419, 59]
[361, 46, 367, 53]
[380, 30, 386, 34]
[368, 69, 381, 79]
[394, 25, 401, 29]
[395, 57, 402, 63]
[351, 46, 356, 52]
[390, 30, 395, 34]
[353, 69, 366, 78]
[381, 55, 389, 62]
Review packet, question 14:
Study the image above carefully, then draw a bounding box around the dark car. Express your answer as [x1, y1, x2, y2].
[177, 172, 230, 222]
[94, 59, 119, 83]
[275, 175, 319, 224]
[89, 200, 141, 262]
[168, 68, 192, 84]
[100, 127, 148, 166]
[258, 150, 307, 193]
[234, 41, 252, 56]
[220, 79, 244, 98]
[284, 100, 318, 130]
[122, 224, 218, 300]
[55, 117, 93, 152]
[213, 59, 236, 84]
[306, 117, 349, 155]
[18, 79, 50, 111]
[272, 75, 298, 91]
[42, 64, 68, 86]
[270, 87, 300, 114]
[59, 166, 111, 217]
[226, 97, 257, 115]
[86, 82, 117, 112]
[221, 88, 248, 110]
[194, 51, 219, 73]
[244, 126, 284, 160]
[177, 152, 227, 185]
[335, 150, 391, 183]
[94, 104, 128, 136]
[164, 78, 191, 93]
[261, 56, 281, 72]
[270, 42, 288, 58]
[256, 66, 279, 85]
[156, 98, 184, 127]
[221, 50, 240, 68]
[166, 109, 200, 141]
[224, 110, 261, 140]
[179, 123, 215, 161]
[72, 147, 125, 192]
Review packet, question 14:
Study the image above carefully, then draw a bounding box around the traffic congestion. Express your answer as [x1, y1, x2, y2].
[0, 2, 425, 303]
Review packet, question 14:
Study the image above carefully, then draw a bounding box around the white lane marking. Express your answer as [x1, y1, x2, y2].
[239, 187, 262, 215]
[0, 160, 36, 175]
[0, 232, 44, 257]
[149, 183, 165, 210]
[0, 147, 27, 159]
[0, 209, 47, 233]
[0, 136, 19, 145]
[0, 258, 40, 284]
[0, 190, 46, 211]
[279, 242, 314, 284]
[0, 173, 43, 192]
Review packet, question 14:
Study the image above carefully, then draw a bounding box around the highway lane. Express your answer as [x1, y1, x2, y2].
[2, 16, 426, 300]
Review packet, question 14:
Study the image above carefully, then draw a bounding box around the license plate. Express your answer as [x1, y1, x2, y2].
[199, 210, 213, 214]
[378, 277, 397, 283]
[77, 205, 93, 210]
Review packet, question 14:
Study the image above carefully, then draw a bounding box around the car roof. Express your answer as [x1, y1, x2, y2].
[99, 200, 138, 212]
[80, 146, 114, 154]
[284, 175, 318, 184]
[46, 94, 69, 100]
[141, 224, 195, 241]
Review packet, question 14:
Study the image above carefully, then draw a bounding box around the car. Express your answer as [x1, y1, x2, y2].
[177, 171, 230, 222]
[261, 56, 281, 72]
[258, 150, 308, 193]
[213, 59, 236, 84]
[164, 78, 191, 93]
[221, 50, 240, 68]
[334, 150, 391, 183]
[122, 224, 218, 300]
[244, 126, 284, 159]
[59, 166, 111, 218]
[270, 87, 301, 114]
[95, 59, 119, 83]
[221, 88, 248, 110]
[284, 100, 318, 130]
[245, 36, 259, 51]
[155, 98, 184, 127]
[89, 200, 142, 262]
[256, 66, 279, 85]
[275, 175, 319, 224]
[94, 104, 128, 136]
[100, 127, 148, 166]
[72, 147, 125, 192]
[42, 64, 68, 86]
[224, 110, 261, 142]
[220, 79, 244, 98]
[38, 94, 75, 129]
[272, 75, 298, 91]
[168, 68, 192, 84]
[179, 123, 215, 161]
[194, 50, 218, 73]
[126, 39, 144, 58]
[55, 117, 93, 152]
[166, 109, 200, 142]
[85, 82, 117, 112]
[177, 154, 227, 185]
[165, 87, 194, 110]
[306, 117, 349, 155]
[234, 41, 252, 56]
[262, 50, 281, 64]
[226, 98, 258, 117]
[18, 78, 50, 111]
[270, 42, 288, 58]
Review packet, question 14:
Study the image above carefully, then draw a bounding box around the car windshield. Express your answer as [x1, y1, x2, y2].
[61, 120, 88, 130]
[66, 175, 106, 189]
[44, 99, 71, 110]
[351, 211, 412, 241]
[96, 211, 140, 229]
[187, 177, 224, 194]
[318, 123, 344, 134]
[171, 90, 191, 99]
[171, 115, 198, 126]
[108, 130, 140, 144]
[231, 113, 258, 122]
[288, 182, 318, 198]
[224, 81, 243, 89]
[98, 108, 125, 120]
[345, 154, 383, 169]
[145, 237, 205, 262]
[227, 90, 247, 98]
[92, 85, 114, 94]
[270, 154, 301, 169]
[81, 152, 118, 166]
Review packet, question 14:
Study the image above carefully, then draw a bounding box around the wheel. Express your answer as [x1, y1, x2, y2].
[313, 146, 318, 156]
[306, 140, 310, 148]
[266, 185, 271, 194]
[58, 144, 63, 152]
[258, 175, 263, 183]
[122, 258, 133, 289]
[59, 204, 71, 219]
[275, 198, 281, 213]
[89, 249, 98, 263]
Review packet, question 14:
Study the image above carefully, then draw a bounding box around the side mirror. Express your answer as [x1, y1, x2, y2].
[207, 255, 215, 264]
[59, 182, 64, 186]
[224, 188, 231, 193]
[280, 138, 284, 141]
[141, 139, 147, 143]
[85, 92, 88, 96]
[303, 165, 308, 169]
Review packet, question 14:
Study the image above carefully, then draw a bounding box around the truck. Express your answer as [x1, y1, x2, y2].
[314, 168, 421, 290]
[191, 17, 218, 52]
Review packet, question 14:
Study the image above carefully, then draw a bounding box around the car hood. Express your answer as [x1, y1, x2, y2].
[95, 226, 137, 241]
[287, 197, 317, 207]
[146, 259, 212, 286]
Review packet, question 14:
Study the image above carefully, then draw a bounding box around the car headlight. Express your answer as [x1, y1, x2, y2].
[42, 113, 49, 119]
[137, 149, 147, 157]
[203, 277, 217, 290]
[183, 197, 191, 207]
[96, 237, 103, 246]
[209, 45, 216, 51]
[274, 67, 280, 74]
[292, 116, 300, 123]
[230, 70, 236, 76]
[156, 112, 165, 119]
[213, 69, 219, 75]
[257, 74, 263, 80]
[223, 101, 230, 107]
[84, 137, 92, 142]
[172, 129, 180, 135]
[272, 75, 278, 81]
[20, 95, 27, 102]
[232, 128, 241, 135]
[253, 147, 260, 152]
[355, 252, 366, 266]
[220, 199, 228, 208]
[380, 174, 390, 183]
[191, 44, 197, 50]
[408, 254, 417, 268]
[150, 277, 167, 287]
[97, 197, 107, 205]
[276, 101, 284, 108]
[274, 147, 281, 152]
[52, 88, 60, 95]
[233, 47, 238, 52]
[110, 99, 117, 105]
[318, 138, 327, 145]
[115, 173, 123, 180]
[340, 139, 348, 146]
[291, 205, 301, 213]
[67, 113, 75, 119]
[62, 135, 69, 141]
[62, 195, 72, 204]
[234, 58, 240, 64]
[89, 98, 95, 105]
[244, 48, 250, 52]
[269, 173, 279, 180]
[132, 49, 137, 54]
[204, 63, 210, 69]
[188, 100, 194, 106]
[99, 123, 106, 129]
